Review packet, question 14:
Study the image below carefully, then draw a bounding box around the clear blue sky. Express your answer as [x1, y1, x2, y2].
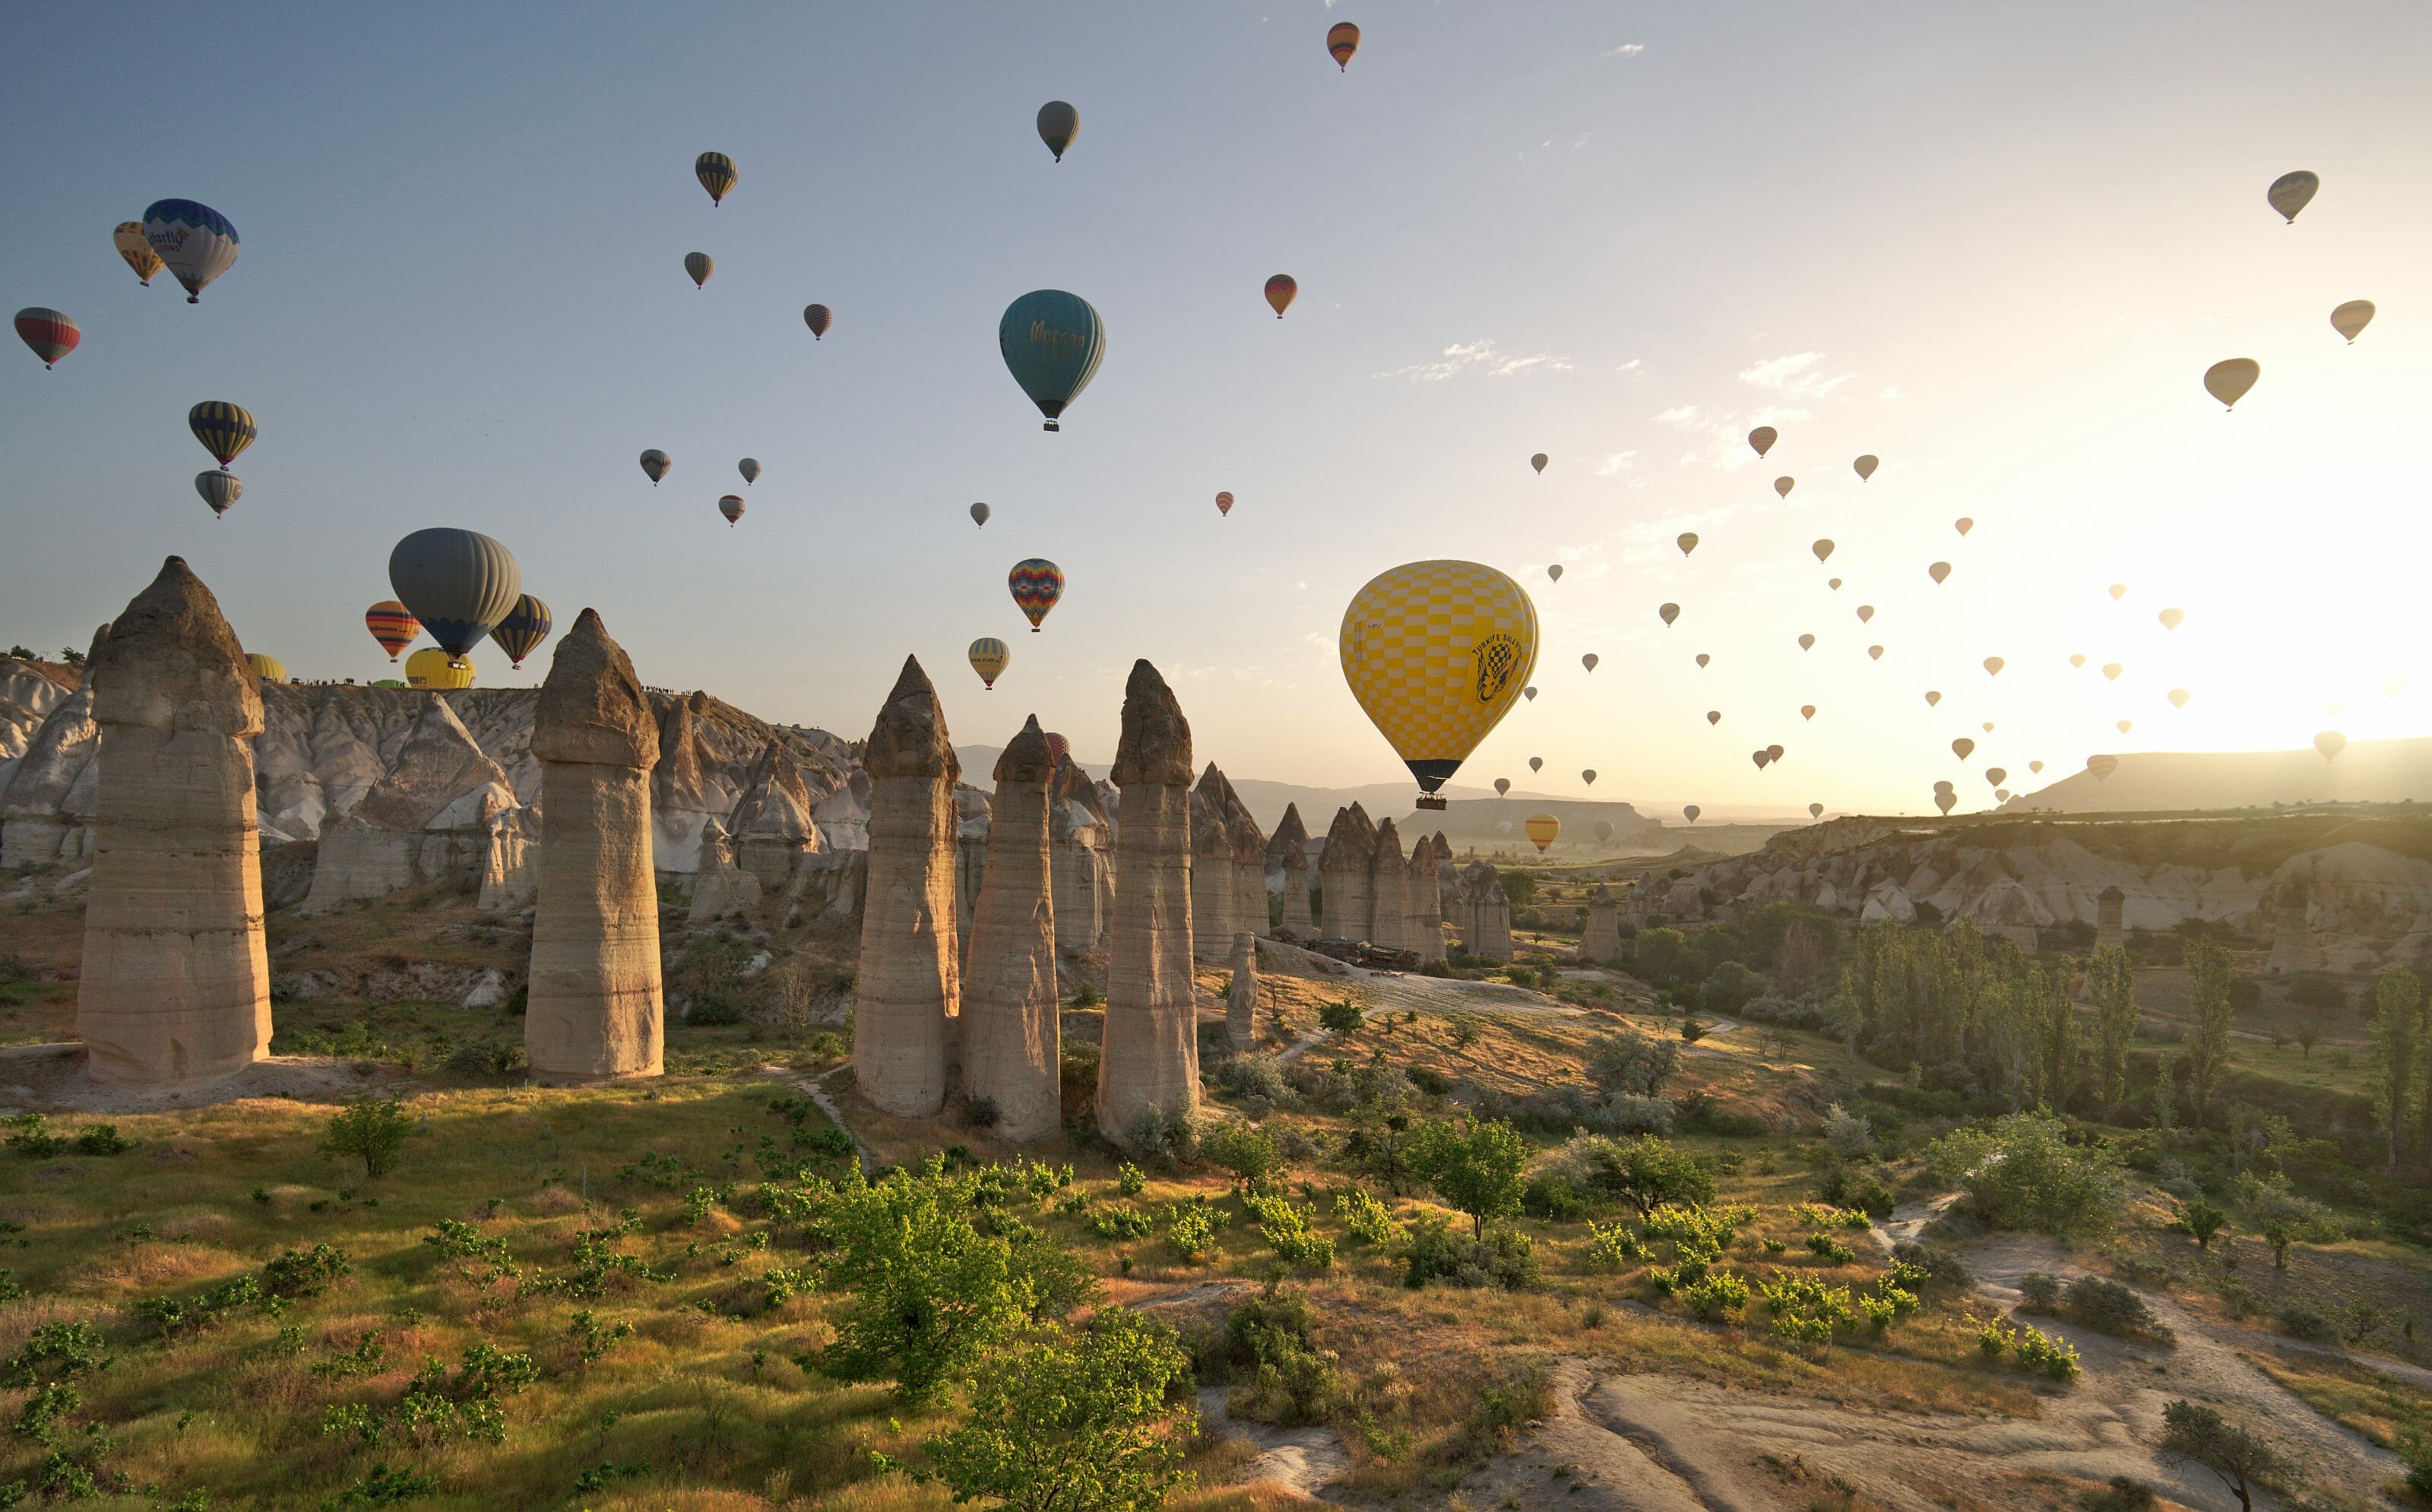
[5, 2, 2427, 818]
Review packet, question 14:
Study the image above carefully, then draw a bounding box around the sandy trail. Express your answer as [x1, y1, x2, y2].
[1195, 1385, 1350, 1504]
[0, 1042, 405, 1113]
[1259, 938, 1582, 1020]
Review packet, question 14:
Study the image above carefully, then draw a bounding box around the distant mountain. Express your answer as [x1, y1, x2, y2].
[2001, 737, 2432, 814]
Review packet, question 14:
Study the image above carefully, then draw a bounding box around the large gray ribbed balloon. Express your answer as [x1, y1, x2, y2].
[388, 529, 521, 662]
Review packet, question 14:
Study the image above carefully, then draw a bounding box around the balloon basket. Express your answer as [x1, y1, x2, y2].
[1042, 422, 1059, 432]
[1415, 795, 1447, 811]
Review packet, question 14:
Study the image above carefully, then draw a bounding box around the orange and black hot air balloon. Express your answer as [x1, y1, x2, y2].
[1326, 21, 1360, 70]
[364, 601, 420, 662]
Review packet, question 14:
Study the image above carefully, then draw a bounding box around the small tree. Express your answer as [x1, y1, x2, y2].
[2183, 938, 2237, 1128]
[1629, 927, 1693, 987]
[2161, 1400, 2281, 1512]
[1924, 1111, 2123, 1235]
[2370, 966, 2422, 1177]
[2181, 1199, 2226, 1250]
[2294, 1022, 2320, 1061]
[1408, 1118, 1530, 1238]
[915, 1311, 1196, 1512]
[1574, 1133, 1715, 1217]
[1318, 999, 1366, 1035]
[1202, 1123, 1282, 1191]
[1588, 1032, 1679, 1096]
[321, 1097, 414, 1179]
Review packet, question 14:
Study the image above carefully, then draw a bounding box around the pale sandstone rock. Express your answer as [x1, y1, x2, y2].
[1268, 804, 1314, 935]
[301, 694, 515, 911]
[1458, 860, 1514, 961]
[1225, 932, 1259, 1051]
[1224, 780, 1268, 944]
[1097, 660, 1200, 1143]
[1407, 835, 1446, 962]
[1189, 764, 1239, 959]
[1367, 817, 1411, 954]
[961, 717, 1061, 1140]
[730, 744, 822, 887]
[1580, 884, 1622, 963]
[2095, 885, 2126, 951]
[477, 802, 541, 911]
[1, 627, 105, 869]
[526, 609, 664, 1083]
[687, 817, 764, 923]
[76, 561, 271, 1085]
[854, 656, 962, 1118]
[954, 784, 992, 949]
[1318, 804, 1376, 941]
[1050, 754, 1114, 947]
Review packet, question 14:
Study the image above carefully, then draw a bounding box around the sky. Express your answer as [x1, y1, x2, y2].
[5, 2, 2428, 821]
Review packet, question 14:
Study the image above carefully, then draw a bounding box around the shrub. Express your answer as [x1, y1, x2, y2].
[1815, 1163, 1896, 1218]
[1758, 1272, 1856, 1349]
[2017, 1271, 2063, 1311]
[1890, 1240, 1971, 1289]
[1522, 1175, 1588, 1223]
[2063, 1276, 2171, 1340]
[1408, 1118, 1531, 1238]
[1319, 999, 1366, 1034]
[1165, 1201, 1227, 1263]
[321, 1097, 414, 1180]
[1212, 1055, 1291, 1106]
[1399, 1211, 1538, 1290]
[1819, 1104, 1873, 1159]
[1090, 1204, 1155, 1241]
[1335, 1188, 1398, 1245]
[71, 1124, 131, 1156]
[1202, 1123, 1284, 1191]
[2, 1114, 65, 1159]
[1803, 1234, 1857, 1265]
[1699, 960, 1771, 1016]
[5, 1321, 109, 1386]
[2161, 1400, 2279, 1510]
[263, 1244, 353, 1298]
[1583, 1218, 1647, 1268]
[1216, 1288, 1340, 1425]
[1681, 1270, 1750, 1321]
[1924, 1111, 2123, 1235]
[2180, 1199, 2227, 1250]
[2276, 1302, 2338, 1343]
[1243, 1194, 1334, 1270]
[1558, 1134, 1715, 1216]
[1115, 1162, 1146, 1197]
[1588, 1032, 1681, 1096]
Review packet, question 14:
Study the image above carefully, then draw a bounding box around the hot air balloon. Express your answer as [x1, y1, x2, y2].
[1264, 274, 1297, 318]
[14, 309, 78, 369]
[1853, 454, 1878, 481]
[195, 472, 241, 518]
[1995, 789, 2010, 802]
[1800, 705, 1816, 720]
[1494, 778, 1510, 797]
[112, 223, 163, 285]
[2087, 754, 2117, 780]
[1036, 101, 1079, 162]
[1798, 634, 1815, 651]
[1683, 805, 1700, 822]
[1828, 578, 1841, 590]
[999, 289, 1105, 432]
[1924, 691, 1941, 707]
[969, 637, 1011, 690]
[971, 501, 990, 528]
[738, 458, 761, 486]
[188, 402, 255, 470]
[1983, 722, 1996, 732]
[1986, 767, 2006, 787]
[695, 151, 736, 206]
[2103, 663, 2123, 681]
[1326, 21, 1360, 68]
[1043, 732, 1072, 766]
[1498, 821, 1513, 835]
[1529, 757, 1544, 773]
[1933, 780, 1955, 792]
[1528, 453, 1550, 476]
[2028, 761, 2044, 774]
[1983, 657, 2004, 677]
[1953, 739, 1975, 760]
[364, 601, 420, 661]
[1954, 517, 1974, 537]
[2331, 300, 2375, 343]
[1677, 533, 1699, 556]
[247, 653, 286, 683]
[1767, 744, 1784, 762]
[492, 595, 553, 669]
[1525, 815, 1560, 852]
[718, 494, 745, 527]
[2168, 688, 2192, 709]
[1707, 711, 1721, 726]
[2204, 358, 2259, 410]
[141, 199, 239, 302]
[1936, 791, 1958, 815]
[1856, 606, 1874, 623]
[2108, 584, 2127, 602]
[1010, 558, 1066, 631]
[1748, 426, 1777, 458]
[1550, 565, 1565, 584]
[1523, 686, 1537, 701]
[1658, 603, 1680, 626]
[1775, 476, 1794, 498]
[2117, 720, 2134, 735]
[2267, 169, 2318, 223]
[388, 528, 521, 665]
[1929, 561, 1951, 585]
[1867, 646, 1884, 661]
[803, 304, 832, 340]
[1580, 651, 1596, 671]
[640, 450, 670, 485]
[405, 647, 476, 690]
[1695, 653, 1711, 669]
[1752, 751, 1770, 770]
[2313, 730, 2346, 761]
[2070, 654, 2088, 669]
[1581, 769, 1597, 786]
[1215, 492, 1233, 517]
[2158, 608, 2183, 631]
[1813, 539, 1835, 563]
[1809, 802, 1824, 820]
[684, 252, 714, 289]
[1594, 820, 1614, 843]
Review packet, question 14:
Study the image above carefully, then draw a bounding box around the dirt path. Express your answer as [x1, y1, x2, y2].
[1259, 938, 1582, 1020]
[0, 1042, 406, 1113]
[1195, 1385, 1349, 1504]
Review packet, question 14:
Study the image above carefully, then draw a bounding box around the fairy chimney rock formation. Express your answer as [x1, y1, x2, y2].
[854, 655, 963, 1118]
[1226, 932, 1258, 1052]
[1460, 859, 1514, 962]
[2095, 885, 2126, 952]
[1227, 793, 1269, 945]
[1268, 803, 1313, 935]
[76, 560, 271, 1085]
[302, 693, 515, 911]
[477, 801, 540, 912]
[2, 623, 107, 871]
[730, 744, 822, 887]
[526, 609, 664, 1083]
[1408, 835, 1446, 962]
[1367, 817, 1412, 953]
[1580, 883, 1623, 963]
[687, 817, 763, 923]
[1189, 764, 1239, 958]
[1319, 804, 1377, 942]
[960, 716, 1062, 1140]
[1433, 832, 1456, 924]
[1097, 660, 1201, 1143]
[1049, 754, 1114, 948]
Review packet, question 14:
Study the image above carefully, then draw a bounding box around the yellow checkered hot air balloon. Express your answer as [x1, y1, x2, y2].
[1338, 559, 1537, 811]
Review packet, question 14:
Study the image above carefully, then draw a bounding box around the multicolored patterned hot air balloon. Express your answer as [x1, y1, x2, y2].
[968, 637, 1010, 689]
[998, 290, 1104, 432]
[113, 223, 163, 285]
[1214, 491, 1233, 517]
[188, 401, 256, 470]
[804, 304, 831, 339]
[1263, 274, 1297, 318]
[492, 595, 553, 668]
[1525, 814, 1560, 852]
[1326, 21, 1360, 69]
[1009, 558, 1065, 631]
[195, 472, 242, 519]
[1338, 560, 1537, 808]
[364, 601, 420, 661]
[695, 151, 736, 206]
[388, 528, 521, 664]
[718, 494, 745, 527]
[14, 308, 79, 369]
[142, 199, 240, 302]
[1043, 731, 1071, 766]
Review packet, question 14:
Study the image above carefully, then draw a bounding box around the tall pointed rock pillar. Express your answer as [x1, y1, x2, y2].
[526, 609, 664, 1083]
[1367, 817, 1411, 953]
[1097, 660, 1199, 1143]
[1268, 803, 1313, 936]
[77, 558, 271, 1085]
[1318, 804, 1376, 941]
[1407, 835, 1446, 962]
[2095, 885, 2126, 952]
[961, 717, 1061, 1140]
[1189, 764, 1237, 960]
[1580, 884, 1622, 963]
[854, 656, 963, 1118]
[1226, 932, 1259, 1051]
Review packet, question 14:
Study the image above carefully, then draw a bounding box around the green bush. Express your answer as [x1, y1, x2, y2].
[1816, 1163, 1896, 1218]
[321, 1097, 414, 1180]
[1214, 1288, 1341, 1425]
[1319, 999, 1366, 1033]
[1202, 1123, 1283, 1191]
[1399, 1211, 1538, 1290]
[1089, 1204, 1155, 1241]
[2018, 1271, 2062, 1311]
[1681, 1271, 1749, 1321]
[1243, 1194, 1334, 1270]
[1165, 1201, 1228, 1263]
[1803, 1234, 1857, 1265]
[71, 1124, 132, 1156]
[1924, 1112, 2123, 1235]
[2063, 1275, 2171, 1340]
[1584, 1218, 1647, 1268]
[1334, 1188, 1398, 1245]
[1115, 1162, 1145, 1197]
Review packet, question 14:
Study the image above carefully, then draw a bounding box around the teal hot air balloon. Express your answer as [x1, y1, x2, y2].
[388, 528, 521, 665]
[491, 594, 553, 669]
[998, 289, 1104, 432]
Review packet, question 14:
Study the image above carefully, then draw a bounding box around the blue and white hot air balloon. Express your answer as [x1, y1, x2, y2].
[141, 199, 241, 303]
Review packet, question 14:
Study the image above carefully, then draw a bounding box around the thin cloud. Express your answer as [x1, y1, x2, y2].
[1594, 451, 1639, 476]
[1616, 358, 1643, 373]
[1879, 384, 1907, 401]
[1738, 351, 1855, 399]
[1603, 43, 1645, 57]
[1652, 405, 1702, 427]
[1375, 339, 1573, 383]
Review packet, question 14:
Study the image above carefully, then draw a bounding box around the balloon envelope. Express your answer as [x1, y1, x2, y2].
[1924, 691, 1940, 706]
[2314, 730, 2346, 761]
[1009, 558, 1066, 631]
[1215, 491, 1233, 517]
[1550, 565, 1565, 584]
[1677, 533, 1698, 555]
[2330, 300, 2374, 343]
[1857, 606, 1874, 623]
[2204, 357, 2259, 410]
[1529, 758, 1543, 773]
[1494, 778, 1510, 797]
[718, 494, 745, 527]
[142, 198, 240, 302]
[999, 289, 1106, 430]
[738, 458, 760, 486]
[1036, 101, 1078, 161]
[1658, 603, 1680, 626]
[1580, 651, 1595, 671]
[640, 450, 670, 484]
[2108, 584, 2126, 602]
[1707, 710, 1721, 725]
[1955, 517, 1974, 537]
[2087, 754, 2118, 780]
[1801, 705, 1816, 720]
[1986, 767, 2006, 786]
[112, 222, 163, 284]
[803, 304, 832, 339]
[695, 151, 736, 205]
[1929, 561, 1951, 584]
[1683, 805, 1700, 822]
[14, 308, 78, 369]
[1812, 539, 1834, 563]
[1524, 815, 1560, 852]
[684, 251, 713, 288]
[1983, 657, 2003, 676]
[188, 402, 256, 469]
[1326, 21, 1360, 68]
[2267, 169, 2318, 223]
[1798, 634, 1815, 651]
[1809, 803, 1824, 819]
[405, 647, 475, 690]
[1530, 453, 1548, 474]
[971, 501, 990, 527]
[1867, 646, 1884, 661]
[364, 601, 420, 661]
[195, 472, 241, 518]
[492, 595, 553, 668]
[2103, 663, 2123, 681]
[247, 653, 285, 683]
[1953, 739, 1975, 760]
[1853, 454, 1878, 481]
[1775, 476, 1794, 498]
[1695, 653, 1710, 668]
[1748, 426, 1776, 457]
[2158, 608, 2183, 631]
[2168, 688, 2192, 709]
[1936, 791, 1957, 815]
[1264, 274, 1297, 318]
[1581, 769, 1596, 786]
[388, 528, 521, 662]
[968, 637, 1011, 689]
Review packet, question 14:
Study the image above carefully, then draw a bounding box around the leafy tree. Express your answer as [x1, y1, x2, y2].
[1407, 1118, 1530, 1238]
[914, 1310, 1195, 1512]
[817, 1167, 1094, 1405]
[4, 646, 33, 660]
[59, 646, 84, 668]
[1317, 998, 1366, 1034]
[1629, 927, 1693, 987]
[1924, 1111, 2123, 1235]
[1499, 871, 1537, 909]
[1699, 960, 1769, 1016]
[1201, 1123, 1282, 1191]
[321, 1096, 414, 1179]
[1569, 1133, 1715, 1217]
[2293, 1021, 2320, 1061]
[2182, 938, 2237, 1128]
[2161, 1400, 2281, 1512]
[1588, 1032, 1680, 1096]
[2370, 966, 2422, 1177]
[2181, 1199, 2226, 1250]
